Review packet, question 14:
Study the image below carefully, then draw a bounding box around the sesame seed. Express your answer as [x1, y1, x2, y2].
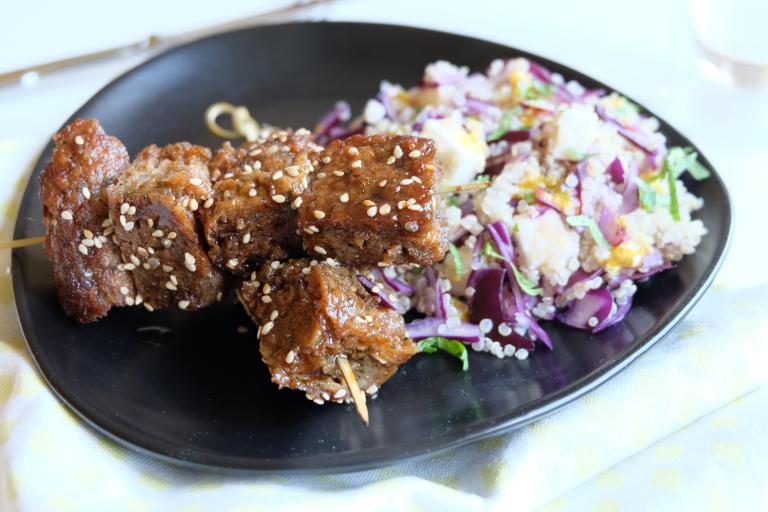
[272, 170, 284, 180]
[365, 385, 379, 395]
[261, 295, 273, 303]
[184, 252, 195, 265]
[272, 194, 286, 203]
[351, 160, 362, 168]
[411, 176, 423, 184]
[365, 315, 373, 323]
[284, 350, 295, 363]
[82, 229, 94, 239]
[366, 206, 377, 217]
[189, 198, 198, 211]
[135, 295, 143, 305]
[379, 179, 388, 187]
[144, 303, 154, 312]
[285, 165, 300, 176]
[270, 310, 279, 321]
[77, 243, 88, 255]
[303, 227, 314, 235]
[103, 227, 114, 236]
[61, 210, 73, 220]
[314, 245, 327, 255]
[313, 210, 326, 219]
[362, 199, 376, 207]
[124, 221, 134, 231]
[146, 218, 154, 228]
[386, 156, 396, 165]
[253, 161, 262, 169]
[333, 389, 347, 399]
[393, 145, 403, 158]
[165, 281, 177, 291]
[204, 198, 214, 208]
[407, 204, 424, 211]
[226, 259, 238, 269]
[404, 221, 419, 232]
[128, 205, 136, 215]
[407, 198, 416, 205]
[313, 398, 324, 405]
[101, 218, 112, 227]
[400, 178, 413, 185]
[125, 296, 135, 306]
[170, 275, 178, 285]
[322, 156, 331, 164]
[317, 172, 327, 179]
[162, 265, 173, 272]
[120, 286, 129, 295]
[262, 283, 272, 294]
[152, 229, 164, 238]
[242, 233, 251, 244]
[248, 188, 258, 197]
[74, 135, 84, 145]
[123, 263, 134, 271]
[178, 300, 190, 310]
[250, 148, 262, 156]
[339, 193, 349, 203]
[347, 147, 359, 156]
[332, 170, 345, 177]
[242, 164, 253, 174]
[181, 197, 190, 208]
[167, 232, 177, 240]
[397, 200, 407, 210]
[94, 238, 103, 249]
[81, 187, 91, 199]
[189, 177, 203, 186]
[130, 255, 140, 266]
[291, 196, 302, 209]
[82, 239, 94, 247]
[302, 266, 311, 275]
[409, 150, 422, 158]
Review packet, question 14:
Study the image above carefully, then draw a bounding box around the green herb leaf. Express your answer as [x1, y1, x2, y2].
[687, 159, 711, 180]
[476, 174, 491, 183]
[666, 161, 681, 221]
[665, 147, 711, 180]
[417, 337, 469, 371]
[482, 241, 542, 296]
[448, 243, 464, 275]
[566, 215, 612, 250]
[513, 223, 520, 233]
[487, 111, 513, 142]
[634, 176, 657, 211]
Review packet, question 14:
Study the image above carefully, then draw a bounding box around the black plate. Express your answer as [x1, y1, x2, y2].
[12, 22, 731, 473]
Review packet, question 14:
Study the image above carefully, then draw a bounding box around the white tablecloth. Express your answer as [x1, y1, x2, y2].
[0, 1, 765, 510]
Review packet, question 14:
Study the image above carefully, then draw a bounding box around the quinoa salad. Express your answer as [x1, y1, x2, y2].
[312, 57, 710, 363]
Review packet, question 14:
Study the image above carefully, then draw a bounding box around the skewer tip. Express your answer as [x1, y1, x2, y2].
[337, 356, 369, 426]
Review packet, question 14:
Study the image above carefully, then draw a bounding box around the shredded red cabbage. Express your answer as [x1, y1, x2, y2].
[593, 296, 633, 333]
[556, 287, 613, 329]
[357, 275, 397, 310]
[406, 318, 482, 343]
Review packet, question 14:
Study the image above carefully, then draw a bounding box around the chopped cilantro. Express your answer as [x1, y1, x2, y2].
[448, 243, 464, 275]
[666, 161, 680, 221]
[566, 215, 612, 250]
[482, 241, 542, 296]
[417, 337, 469, 371]
[665, 147, 711, 180]
[487, 111, 514, 142]
[634, 176, 657, 212]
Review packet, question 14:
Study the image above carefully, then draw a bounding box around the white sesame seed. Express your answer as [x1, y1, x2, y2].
[242, 164, 253, 174]
[178, 300, 190, 310]
[82, 229, 93, 239]
[317, 172, 327, 179]
[262, 283, 272, 295]
[124, 221, 134, 231]
[240, 232, 251, 244]
[365, 385, 378, 395]
[347, 147, 359, 156]
[272, 170, 284, 180]
[181, 197, 190, 208]
[365, 315, 374, 323]
[253, 160, 262, 169]
[386, 156, 396, 165]
[351, 160, 362, 168]
[333, 388, 347, 399]
[272, 194, 286, 203]
[129, 255, 140, 266]
[122, 263, 134, 271]
[119, 286, 129, 295]
[94, 238, 103, 249]
[204, 198, 214, 208]
[322, 156, 331, 164]
[362, 199, 375, 207]
[77, 243, 88, 255]
[162, 265, 172, 272]
[332, 170, 345, 177]
[407, 198, 416, 205]
[165, 281, 177, 291]
[400, 178, 413, 185]
[152, 229, 164, 238]
[407, 204, 424, 211]
[314, 245, 327, 255]
[82, 238, 94, 247]
[379, 179, 388, 187]
[125, 296, 135, 306]
[170, 275, 178, 285]
[134, 295, 143, 305]
[313, 210, 326, 219]
[409, 149, 422, 158]
[261, 295, 272, 303]
[285, 165, 300, 176]
[270, 309, 279, 321]
[284, 350, 295, 363]
[313, 398, 324, 405]
[81, 187, 91, 199]
[226, 259, 238, 269]
[393, 145, 403, 158]
[189, 177, 203, 186]
[397, 200, 407, 210]
[339, 193, 349, 203]
[74, 135, 84, 145]
[61, 210, 73, 220]
[291, 196, 302, 209]
[366, 206, 377, 217]
[250, 148, 262, 156]
[404, 221, 419, 232]
[144, 303, 154, 312]
[101, 218, 112, 227]
[259, 321, 274, 337]
[128, 206, 136, 216]
[189, 198, 198, 211]
[119, 214, 126, 226]
[411, 176, 423, 184]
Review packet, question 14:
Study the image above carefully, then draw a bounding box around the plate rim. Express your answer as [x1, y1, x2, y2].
[12, 20, 733, 474]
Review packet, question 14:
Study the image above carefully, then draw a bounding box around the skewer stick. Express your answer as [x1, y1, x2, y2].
[337, 356, 369, 426]
[0, 236, 45, 250]
[438, 181, 490, 194]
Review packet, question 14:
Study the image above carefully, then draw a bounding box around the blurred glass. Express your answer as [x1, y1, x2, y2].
[692, 0, 768, 88]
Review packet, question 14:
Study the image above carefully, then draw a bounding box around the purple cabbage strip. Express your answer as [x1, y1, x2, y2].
[356, 275, 397, 310]
[498, 130, 531, 144]
[406, 318, 482, 343]
[556, 287, 613, 329]
[376, 269, 415, 295]
[598, 207, 625, 246]
[607, 157, 625, 183]
[619, 160, 640, 214]
[593, 296, 633, 333]
[313, 101, 351, 143]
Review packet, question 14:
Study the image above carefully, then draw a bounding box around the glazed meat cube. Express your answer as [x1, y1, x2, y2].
[298, 134, 448, 269]
[238, 258, 416, 403]
[107, 143, 225, 311]
[39, 118, 136, 323]
[202, 129, 321, 273]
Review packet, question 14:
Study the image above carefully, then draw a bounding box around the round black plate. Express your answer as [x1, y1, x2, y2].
[12, 22, 731, 473]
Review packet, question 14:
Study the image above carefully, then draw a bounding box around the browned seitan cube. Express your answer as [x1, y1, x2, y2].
[297, 134, 448, 269]
[39, 118, 136, 323]
[107, 143, 225, 311]
[202, 129, 321, 273]
[238, 258, 416, 404]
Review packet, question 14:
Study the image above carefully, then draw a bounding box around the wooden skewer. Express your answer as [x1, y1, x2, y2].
[439, 181, 490, 194]
[337, 356, 369, 426]
[0, 235, 45, 250]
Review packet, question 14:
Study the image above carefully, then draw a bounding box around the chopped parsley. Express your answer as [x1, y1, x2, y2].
[448, 243, 464, 275]
[666, 161, 680, 221]
[482, 241, 542, 296]
[417, 337, 469, 371]
[634, 176, 657, 212]
[566, 215, 612, 251]
[487, 111, 514, 142]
